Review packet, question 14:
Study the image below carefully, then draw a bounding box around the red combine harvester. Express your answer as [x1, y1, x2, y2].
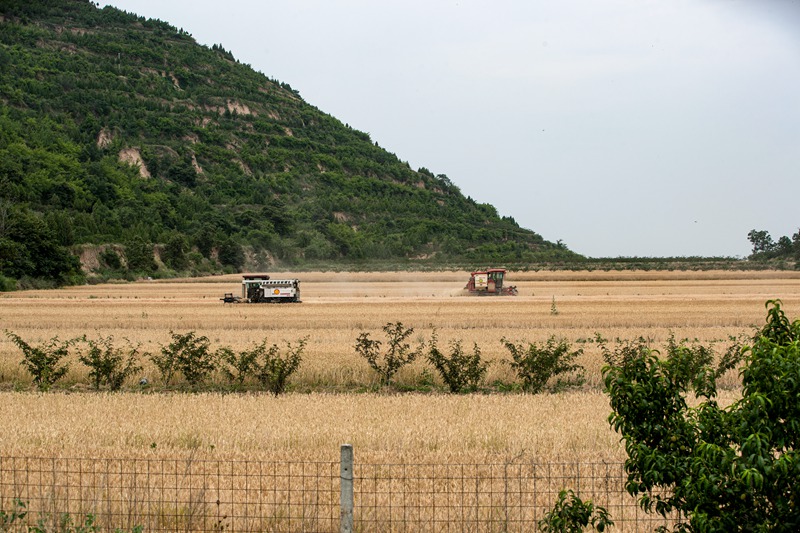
[464, 268, 518, 296]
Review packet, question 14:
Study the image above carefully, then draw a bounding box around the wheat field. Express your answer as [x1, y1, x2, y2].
[1, 269, 799, 464]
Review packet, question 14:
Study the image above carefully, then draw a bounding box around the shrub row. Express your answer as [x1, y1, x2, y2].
[4, 330, 306, 395]
[3, 325, 744, 395]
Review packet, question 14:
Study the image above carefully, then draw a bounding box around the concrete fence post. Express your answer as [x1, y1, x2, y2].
[340, 444, 354, 533]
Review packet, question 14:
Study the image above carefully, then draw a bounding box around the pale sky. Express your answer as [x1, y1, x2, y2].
[105, 0, 800, 258]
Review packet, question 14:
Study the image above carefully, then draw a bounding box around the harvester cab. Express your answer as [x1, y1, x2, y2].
[464, 268, 518, 296]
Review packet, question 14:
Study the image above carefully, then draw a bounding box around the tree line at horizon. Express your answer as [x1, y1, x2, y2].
[747, 228, 800, 262]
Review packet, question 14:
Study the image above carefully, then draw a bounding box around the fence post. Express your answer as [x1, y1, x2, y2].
[340, 444, 354, 533]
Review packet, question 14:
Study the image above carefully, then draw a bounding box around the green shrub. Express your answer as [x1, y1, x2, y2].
[550, 296, 559, 316]
[1, 498, 27, 531]
[99, 247, 122, 270]
[2, 499, 141, 533]
[597, 335, 650, 369]
[355, 322, 422, 386]
[0, 274, 17, 292]
[538, 489, 612, 532]
[78, 335, 142, 391]
[426, 330, 488, 393]
[217, 345, 258, 388]
[599, 332, 747, 387]
[5, 330, 74, 391]
[152, 331, 215, 388]
[501, 336, 585, 393]
[253, 337, 307, 396]
[30, 512, 98, 533]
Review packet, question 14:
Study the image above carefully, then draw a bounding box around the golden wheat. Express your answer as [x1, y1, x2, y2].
[1, 270, 798, 464]
[3, 271, 798, 388]
[0, 389, 742, 464]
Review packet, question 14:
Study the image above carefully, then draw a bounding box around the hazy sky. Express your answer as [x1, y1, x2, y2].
[105, 0, 800, 258]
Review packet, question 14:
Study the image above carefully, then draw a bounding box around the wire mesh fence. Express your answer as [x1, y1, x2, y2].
[354, 461, 673, 532]
[0, 453, 674, 532]
[0, 456, 339, 532]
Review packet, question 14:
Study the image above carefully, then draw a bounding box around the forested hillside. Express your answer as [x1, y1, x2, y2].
[0, 0, 579, 287]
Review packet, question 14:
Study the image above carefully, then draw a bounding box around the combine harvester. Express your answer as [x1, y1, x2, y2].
[464, 268, 518, 296]
[221, 274, 301, 303]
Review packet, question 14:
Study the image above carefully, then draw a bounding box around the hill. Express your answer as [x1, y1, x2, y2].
[0, 0, 580, 286]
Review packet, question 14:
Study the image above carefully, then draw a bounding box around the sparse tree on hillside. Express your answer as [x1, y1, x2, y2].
[217, 238, 244, 269]
[125, 236, 156, 273]
[161, 233, 189, 270]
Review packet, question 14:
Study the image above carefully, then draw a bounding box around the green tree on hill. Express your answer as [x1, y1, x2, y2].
[0, 0, 580, 286]
[0, 203, 82, 286]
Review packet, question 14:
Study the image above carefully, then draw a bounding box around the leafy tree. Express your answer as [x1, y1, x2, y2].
[193, 225, 217, 259]
[161, 232, 189, 270]
[217, 238, 244, 269]
[501, 336, 585, 393]
[327, 222, 364, 258]
[124, 236, 156, 273]
[426, 330, 488, 393]
[166, 156, 196, 187]
[745, 228, 800, 263]
[0, 205, 81, 283]
[747, 229, 775, 257]
[776, 235, 793, 256]
[261, 198, 294, 236]
[793, 229, 800, 260]
[355, 322, 422, 386]
[603, 300, 800, 531]
[5, 330, 73, 391]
